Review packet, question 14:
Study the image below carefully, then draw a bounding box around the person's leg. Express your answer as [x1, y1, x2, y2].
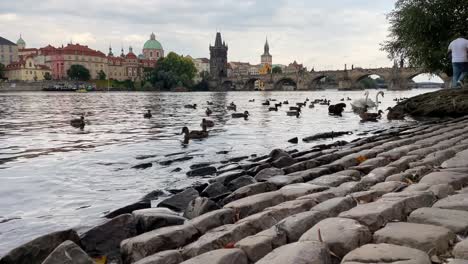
[452, 63, 462, 88]
[457, 62, 468, 87]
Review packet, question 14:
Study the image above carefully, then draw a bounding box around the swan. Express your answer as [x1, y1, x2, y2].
[351, 91, 384, 112]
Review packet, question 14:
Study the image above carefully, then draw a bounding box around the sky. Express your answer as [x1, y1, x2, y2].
[0, 0, 441, 82]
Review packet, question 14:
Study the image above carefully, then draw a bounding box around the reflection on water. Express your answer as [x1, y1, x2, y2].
[0, 89, 437, 254]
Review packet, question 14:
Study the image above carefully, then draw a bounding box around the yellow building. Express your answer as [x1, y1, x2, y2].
[259, 63, 272, 75]
[5, 55, 51, 81]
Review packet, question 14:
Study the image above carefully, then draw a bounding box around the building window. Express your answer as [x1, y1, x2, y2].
[156, 52, 159, 57]
[29, 62, 32, 67]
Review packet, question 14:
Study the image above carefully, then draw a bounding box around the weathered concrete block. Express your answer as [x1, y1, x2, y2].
[256, 241, 332, 264]
[42, 240, 94, 264]
[297, 191, 335, 202]
[267, 175, 304, 187]
[223, 191, 285, 219]
[0, 229, 80, 264]
[373, 222, 455, 255]
[184, 197, 219, 219]
[299, 217, 372, 258]
[220, 182, 277, 206]
[360, 166, 399, 187]
[453, 239, 468, 260]
[308, 174, 353, 187]
[158, 188, 199, 212]
[234, 227, 287, 263]
[120, 224, 199, 264]
[133, 208, 186, 233]
[442, 149, 468, 168]
[433, 193, 468, 211]
[408, 207, 468, 234]
[180, 249, 247, 264]
[420, 171, 468, 190]
[188, 208, 235, 234]
[201, 182, 230, 199]
[331, 181, 365, 197]
[312, 197, 357, 217]
[276, 210, 328, 242]
[380, 191, 436, 215]
[341, 243, 431, 264]
[255, 168, 284, 181]
[279, 183, 328, 200]
[226, 176, 256, 192]
[339, 201, 404, 232]
[80, 214, 136, 261]
[133, 250, 184, 264]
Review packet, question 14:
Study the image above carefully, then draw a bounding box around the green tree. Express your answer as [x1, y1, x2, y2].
[359, 77, 377, 89]
[97, 70, 106, 80]
[149, 52, 197, 90]
[67, 64, 90, 81]
[43, 72, 52, 80]
[383, 0, 468, 74]
[272, 66, 282, 74]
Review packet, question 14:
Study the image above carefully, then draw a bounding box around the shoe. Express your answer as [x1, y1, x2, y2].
[456, 81, 463, 88]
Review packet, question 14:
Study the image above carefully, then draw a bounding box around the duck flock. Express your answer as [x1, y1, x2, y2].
[69, 91, 408, 144]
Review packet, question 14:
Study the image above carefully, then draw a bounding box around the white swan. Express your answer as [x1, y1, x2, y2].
[351, 91, 384, 112]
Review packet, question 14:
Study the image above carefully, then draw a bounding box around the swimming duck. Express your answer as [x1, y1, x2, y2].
[181, 126, 208, 140]
[296, 102, 306, 107]
[262, 100, 270, 106]
[232, 111, 249, 119]
[206, 107, 213, 116]
[144, 110, 152, 119]
[269, 106, 278, 111]
[360, 110, 384, 122]
[70, 115, 85, 129]
[227, 104, 237, 111]
[289, 106, 302, 112]
[386, 107, 405, 120]
[207, 101, 214, 105]
[249, 99, 255, 102]
[283, 100, 289, 105]
[328, 103, 346, 116]
[287, 111, 300, 118]
[309, 103, 315, 108]
[184, 104, 197, 109]
[201, 118, 215, 127]
[275, 102, 282, 108]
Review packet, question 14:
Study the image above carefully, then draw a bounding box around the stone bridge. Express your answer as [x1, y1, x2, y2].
[215, 67, 450, 91]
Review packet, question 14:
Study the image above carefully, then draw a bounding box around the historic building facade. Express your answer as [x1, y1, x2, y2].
[0, 36, 19, 66]
[5, 55, 51, 81]
[209, 32, 228, 79]
[142, 33, 164, 61]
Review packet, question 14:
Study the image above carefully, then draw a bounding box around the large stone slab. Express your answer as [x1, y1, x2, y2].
[267, 175, 304, 187]
[134, 250, 184, 264]
[42, 240, 94, 264]
[255, 168, 284, 182]
[80, 214, 136, 261]
[0, 229, 80, 264]
[183, 197, 219, 219]
[420, 171, 468, 190]
[188, 208, 235, 234]
[308, 174, 353, 187]
[255, 241, 332, 264]
[299, 217, 371, 258]
[408, 207, 468, 234]
[276, 210, 328, 243]
[279, 183, 328, 200]
[453, 239, 468, 259]
[158, 188, 199, 212]
[442, 149, 468, 168]
[311, 197, 356, 217]
[120, 224, 199, 263]
[339, 201, 404, 232]
[380, 191, 435, 215]
[226, 175, 256, 191]
[133, 208, 186, 233]
[221, 182, 277, 205]
[234, 227, 287, 263]
[223, 191, 285, 218]
[180, 249, 247, 264]
[360, 167, 399, 187]
[341, 243, 431, 264]
[433, 193, 468, 211]
[373, 222, 455, 255]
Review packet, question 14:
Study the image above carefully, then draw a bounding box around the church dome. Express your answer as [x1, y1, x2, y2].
[143, 33, 163, 50]
[17, 36, 25, 46]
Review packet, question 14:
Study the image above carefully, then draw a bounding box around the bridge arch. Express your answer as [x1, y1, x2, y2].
[274, 77, 297, 91]
[221, 80, 235, 91]
[244, 78, 260, 90]
[308, 75, 337, 90]
[353, 73, 388, 89]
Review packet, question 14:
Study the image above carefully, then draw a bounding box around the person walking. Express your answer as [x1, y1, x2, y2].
[448, 36, 468, 88]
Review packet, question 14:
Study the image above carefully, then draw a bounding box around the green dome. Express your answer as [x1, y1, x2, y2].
[143, 33, 163, 50]
[17, 36, 25, 45]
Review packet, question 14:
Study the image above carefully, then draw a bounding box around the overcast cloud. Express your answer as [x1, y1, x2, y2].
[1, 0, 401, 71]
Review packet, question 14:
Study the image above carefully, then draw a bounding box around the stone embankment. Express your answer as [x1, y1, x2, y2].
[3, 117, 468, 263]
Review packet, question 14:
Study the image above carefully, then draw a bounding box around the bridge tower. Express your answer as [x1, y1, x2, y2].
[209, 32, 228, 79]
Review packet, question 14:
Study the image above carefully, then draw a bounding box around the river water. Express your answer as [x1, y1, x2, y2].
[0, 89, 437, 255]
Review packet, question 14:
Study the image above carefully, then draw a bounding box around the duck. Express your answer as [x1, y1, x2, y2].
[359, 109, 384, 122]
[347, 97, 352, 101]
[249, 99, 255, 102]
[270, 99, 277, 102]
[275, 102, 282, 108]
[143, 110, 152, 119]
[287, 111, 301, 118]
[70, 115, 85, 129]
[340, 98, 345, 102]
[269, 106, 278, 111]
[306, 98, 310, 102]
[181, 126, 209, 140]
[283, 100, 289, 105]
[184, 104, 197, 109]
[351, 91, 384, 112]
[328, 103, 346, 116]
[296, 102, 307, 107]
[289, 106, 302, 112]
[262, 100, 270, 106]
[309, 103, 315, 108]
[201, 118, 215, 127]
[227, 104, 237, 111]
[207, 101, 214, 105]
[206, 107, 213, 116]
[232, 111, 249, 119]
[386, 107, 405, 120]
[319, 100, 330, 106]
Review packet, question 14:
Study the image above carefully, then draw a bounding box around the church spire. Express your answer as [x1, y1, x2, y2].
[108, 44, 114, 56]
[214, 32, 222, 47]
[150, 32, 156, 40]
[264, 37, 270, 55]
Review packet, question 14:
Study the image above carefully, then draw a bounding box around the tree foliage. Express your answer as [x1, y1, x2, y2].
[272, 66, 282, 74]
[382, 0, 468, 74]
[67, 64, 91, 81]
[97, 70, 106, 80]
[149, 52, 197, 90]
